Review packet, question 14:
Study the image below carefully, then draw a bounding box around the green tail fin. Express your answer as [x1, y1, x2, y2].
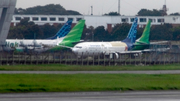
[59, 20, 85, 47]
[132, 20, 151, 50]
[137, 20, 151, 44]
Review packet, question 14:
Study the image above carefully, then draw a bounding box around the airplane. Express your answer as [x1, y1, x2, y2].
[3, 19, 85, 53]
[72, 19, 170, 59]
[72, 17, 138, 58]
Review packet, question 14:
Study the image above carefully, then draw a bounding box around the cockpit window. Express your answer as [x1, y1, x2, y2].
[76, 46, 82, 48]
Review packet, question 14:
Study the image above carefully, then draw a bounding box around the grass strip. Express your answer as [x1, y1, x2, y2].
[0, 64, 180, 71]
[0, 74, 180, 93]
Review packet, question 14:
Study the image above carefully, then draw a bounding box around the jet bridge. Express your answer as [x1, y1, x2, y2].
[0, 0, 17, 51]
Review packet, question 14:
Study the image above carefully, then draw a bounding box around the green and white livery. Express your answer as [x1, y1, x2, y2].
[4, 20, 85, 53]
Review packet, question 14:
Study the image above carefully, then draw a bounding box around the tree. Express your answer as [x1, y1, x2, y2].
[111, 23, 131, 41]
[171, 26, 180, 40]
[8, 19, 64, 39]
[67, 10, 81, 15]
[137, 9, 163, 16]
[150, 24, 173, 40]
[104, 12, 120, 16]
[93, 26, 110, 41]
[18, 19, 30, 26]
[39, 24, 59, 39]
[81, 25, 94, 41]
[170, 13, 180, 16]
[136, 28, 144, 39]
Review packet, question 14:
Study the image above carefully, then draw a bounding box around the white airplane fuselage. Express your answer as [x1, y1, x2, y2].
[4, 37, 64, 52]
[72, 42, 128, 57]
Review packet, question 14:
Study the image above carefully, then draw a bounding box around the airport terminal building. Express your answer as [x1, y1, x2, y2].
[12, 15, 180, 32]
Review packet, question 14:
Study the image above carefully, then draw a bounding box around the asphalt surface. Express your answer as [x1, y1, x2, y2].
[0, 91, 180, 101]
[1, 70, 180, 74]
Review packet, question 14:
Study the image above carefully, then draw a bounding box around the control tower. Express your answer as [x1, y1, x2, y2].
[0, 0, 17, 50]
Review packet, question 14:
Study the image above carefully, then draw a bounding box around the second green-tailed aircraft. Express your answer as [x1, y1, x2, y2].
[72, 18, 153, 58]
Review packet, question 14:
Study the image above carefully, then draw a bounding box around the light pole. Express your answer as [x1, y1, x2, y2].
[118, 0, 120, 15]
[91, 6, 93, 15]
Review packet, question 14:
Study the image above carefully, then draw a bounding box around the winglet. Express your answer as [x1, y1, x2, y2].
[59, 19, 85, 47]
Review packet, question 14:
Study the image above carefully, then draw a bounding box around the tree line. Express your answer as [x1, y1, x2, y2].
[8, 19, 180, 41]
[83, 23, 180, 41]
[11, 4, 180, 41]
[8, 19, 63, 39]
[15, 3, 180, 16]
[14, 4, 180, 16]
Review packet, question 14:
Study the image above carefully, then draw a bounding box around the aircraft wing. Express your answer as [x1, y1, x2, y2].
[58, 45, 73, 49]
[117, 47, 170, 54]
[118, 51, 142, 54]
[150, 41, 169, 44]
[143, 48, 170, 52]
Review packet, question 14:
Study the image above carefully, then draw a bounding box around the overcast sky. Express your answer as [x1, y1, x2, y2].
[16, 0, 179, 15]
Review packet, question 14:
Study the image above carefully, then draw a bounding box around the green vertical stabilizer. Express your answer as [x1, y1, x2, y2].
[133, 20, 151, 50]
[60, 20, 85, 47]
[50, 20, 85, 51]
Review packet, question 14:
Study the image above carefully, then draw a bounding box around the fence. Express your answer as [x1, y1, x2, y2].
[0, 43, 179, 66]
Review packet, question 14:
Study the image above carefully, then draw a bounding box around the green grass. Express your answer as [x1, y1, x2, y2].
[0, 64, 180, 71]
[0, 74, 180, 93]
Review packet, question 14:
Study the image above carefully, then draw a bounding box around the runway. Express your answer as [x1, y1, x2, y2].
[0, 91, 180, 101]
[1, 70, 180, 74]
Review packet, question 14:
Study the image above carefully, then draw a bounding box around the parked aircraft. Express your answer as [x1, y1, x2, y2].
[4, 20, 85, 53]
[72, 17, 138, 58]
[72, 18, 169, 58]
[72, 19, 170, 59]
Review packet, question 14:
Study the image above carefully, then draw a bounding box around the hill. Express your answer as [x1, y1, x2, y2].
[15, 4, 81, 15]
